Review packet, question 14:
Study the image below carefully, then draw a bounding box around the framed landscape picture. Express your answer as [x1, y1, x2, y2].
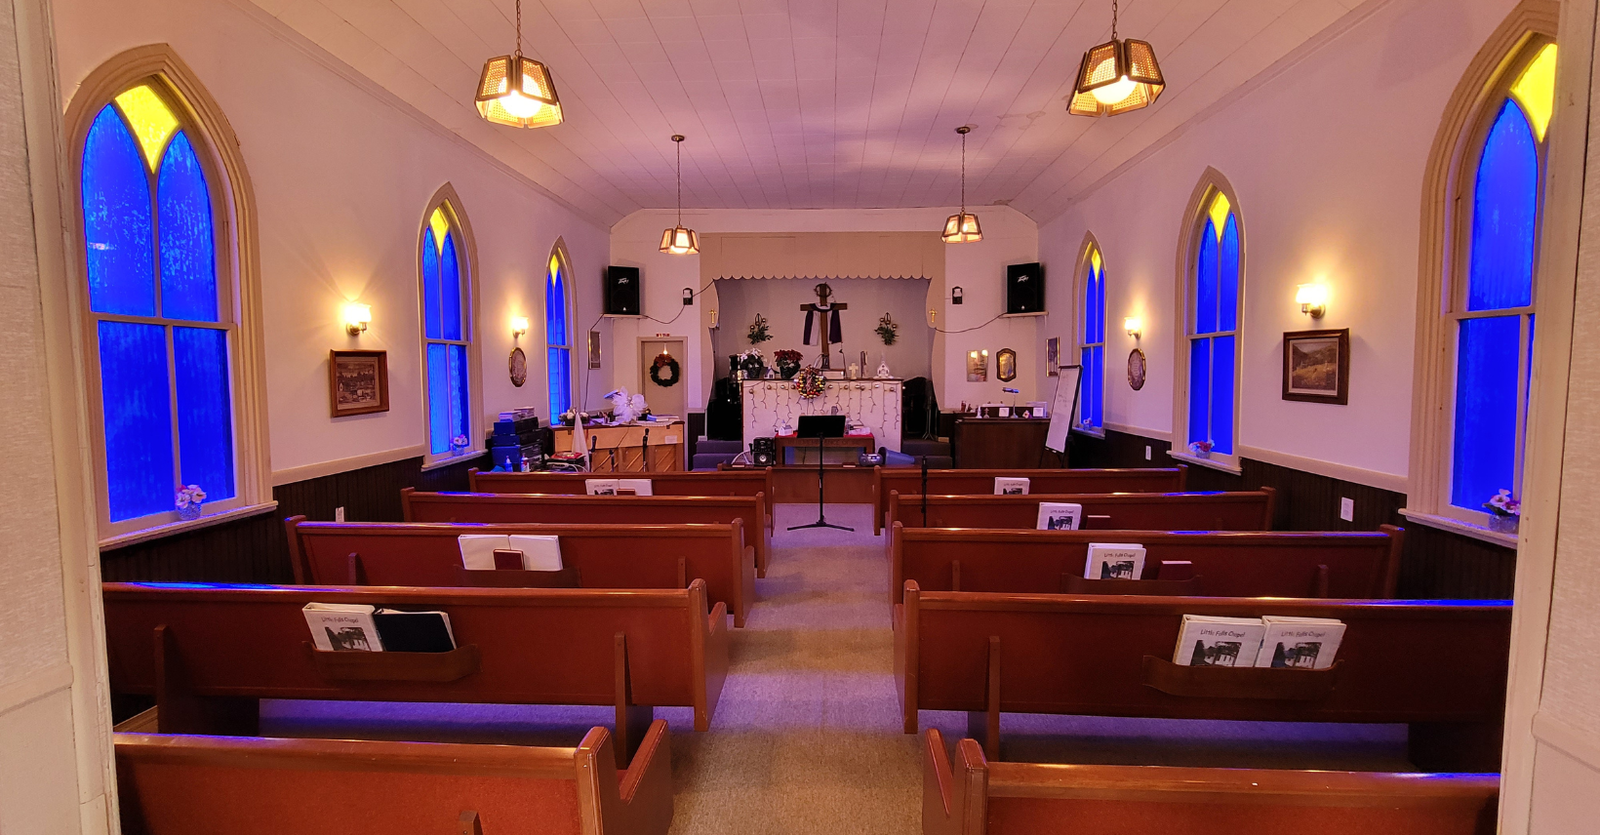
[329, 350, 389, 417]
[1282, 329, 1349, 405]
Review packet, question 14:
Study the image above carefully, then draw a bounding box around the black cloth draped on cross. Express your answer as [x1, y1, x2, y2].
[802, 304, 843, 346]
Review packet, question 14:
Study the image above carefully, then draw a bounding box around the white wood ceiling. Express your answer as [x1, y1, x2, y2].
[251, 0, 1370, 225]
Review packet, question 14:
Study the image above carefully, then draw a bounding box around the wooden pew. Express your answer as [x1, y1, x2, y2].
[894, 584, 1511, 770]
[286, 517, 757, 628]
[922, 729, 1498, 835]
[468, 467, 775, 535]
[116, 723, 674, 835]
[890, 524, 1404, 603]
[403, 489, 773, 578]
[103, 581, 729, 765]
[887, 489, 1276, 537]
[874, 467, 1188, 534]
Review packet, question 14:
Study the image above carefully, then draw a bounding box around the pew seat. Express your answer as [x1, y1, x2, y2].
[286, 518, 757, 627]
[887, 489, 1276, 540]
[468, 467, 775, 534]
[875, 467, 1189, 534]
[115, 722, 673, 835]
[922, 729, 1497, 835]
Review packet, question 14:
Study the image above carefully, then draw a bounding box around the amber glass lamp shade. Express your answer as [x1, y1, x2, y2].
[660, 226, 700, 255]
[476, 54, 563, 128]
[942, 211, 983, 244]
[1069, 38, 1164, 117]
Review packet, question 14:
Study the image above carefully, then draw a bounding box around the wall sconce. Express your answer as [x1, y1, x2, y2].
[1296, 284, 1328, 319]
[343, 303, 371, 336]
[511, 316, 530, 339]
[682, 288, 694, 306]
[952, 286, 964, 305]
[1124, 316, 1142, 339]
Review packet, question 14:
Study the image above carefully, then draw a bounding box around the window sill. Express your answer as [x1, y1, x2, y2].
[1167, 449, 1243, 475]
[99, 501, 279, 551]
[1399, 509, 1519, 549]
[1071, 426, 1107, 440]
[421, 450, 487, 473]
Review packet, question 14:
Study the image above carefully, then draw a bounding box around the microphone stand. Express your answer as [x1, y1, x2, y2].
[641, 426, 650, 473]
[920, 455, 929, 527]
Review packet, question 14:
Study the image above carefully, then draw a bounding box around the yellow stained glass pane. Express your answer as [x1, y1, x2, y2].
[1207, 192, 1232, 240]
[1511, 43, 1557, 141]
[549, 253, 561, 279]
[429, 206, 451, 253]
[114, 84, 180, 171]
[1090, 248, 1102, 272]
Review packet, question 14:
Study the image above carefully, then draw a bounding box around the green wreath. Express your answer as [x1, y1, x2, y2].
[649, 353, 681, 387]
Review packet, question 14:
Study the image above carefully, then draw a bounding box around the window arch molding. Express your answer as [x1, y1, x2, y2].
[545, 237, 577, 420]
[63, 44, 271, 545]
[1170, 167, 1246, 473]
[417, 183, 483, 465]
[1073, 231, 1107, 438]
[1407, 1, 1558, 532]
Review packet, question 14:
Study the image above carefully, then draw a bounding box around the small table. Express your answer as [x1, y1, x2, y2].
[775, 434, 875, 467]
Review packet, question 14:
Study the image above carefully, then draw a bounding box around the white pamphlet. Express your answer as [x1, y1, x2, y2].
[1172, 615, 1266, 667]
[507, 534, 564, 571]
[616, 479, 653, 496]
[994, 477, 1031, 495]
[1085, 543, 1146, 580]
[1036, 502, 1084, 531]
[458, 534, 511, 570]
[303, 603, 383, 652]
[1254, 616, 1346, 669]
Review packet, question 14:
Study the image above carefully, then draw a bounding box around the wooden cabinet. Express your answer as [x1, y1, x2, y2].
[952, 418, 1056, 469]
[551, 421, 686, 471]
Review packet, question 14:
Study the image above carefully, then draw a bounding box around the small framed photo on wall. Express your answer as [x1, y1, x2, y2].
[330, 350, 390, 417]
[1282, 329, 1349, 405]
[1046, 337, 1060, 377]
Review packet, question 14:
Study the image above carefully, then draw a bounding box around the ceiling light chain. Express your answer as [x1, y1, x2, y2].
[942, 126, 982, 244]
[475, 0, 563, 128]
[661, 134, 700, 255]
[515, 0, 522, 56]
[1111, 0, 1118, 39]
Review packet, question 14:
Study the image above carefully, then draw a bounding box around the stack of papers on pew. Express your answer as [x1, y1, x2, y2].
[1172, 615, 1345, 668]
[303, 604, 458, 653]
[1084, 543, 1146, 579]
[585, 478, 653, 495]
[458, 535, 563, 571]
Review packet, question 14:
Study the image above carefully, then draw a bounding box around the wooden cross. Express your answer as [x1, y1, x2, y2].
[799, 283, 847, 369]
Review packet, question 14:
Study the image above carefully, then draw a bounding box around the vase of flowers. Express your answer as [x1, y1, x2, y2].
[1188, 440, 1214, 459]
[774, 349, 804, 379]
[737, 348, 766, 379]
[175, 484, 207, 520]
[1484, 489, 1520, 534]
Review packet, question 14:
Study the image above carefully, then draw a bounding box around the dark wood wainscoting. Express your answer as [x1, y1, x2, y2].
[1069, 429, 1515, 600]
[100, 453, 487, 584]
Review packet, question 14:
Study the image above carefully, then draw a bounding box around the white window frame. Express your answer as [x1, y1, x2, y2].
[545, 239, 578, 420]
[1170, 172, 1246, 475]
[1072, 233, 1106, 438]
[418, 185, 483, 468]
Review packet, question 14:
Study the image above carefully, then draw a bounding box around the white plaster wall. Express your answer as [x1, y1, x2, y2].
[52, 0, 612, 475]
[610, 207, 1039, 418]
[1036, 0, 1520, 481]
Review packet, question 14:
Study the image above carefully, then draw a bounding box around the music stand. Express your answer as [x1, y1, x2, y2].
[787, 414, 853, 532]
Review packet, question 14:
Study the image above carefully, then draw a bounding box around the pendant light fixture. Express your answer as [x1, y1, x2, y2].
[475, 0, 563, 128]
[660, 135, 699, 255]
[942, 126, 982, 244]
[1068, 0, 1165, 117]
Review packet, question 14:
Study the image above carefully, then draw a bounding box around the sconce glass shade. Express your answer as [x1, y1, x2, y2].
[476, 54, 563, 128]
[942, 211, 983, 243]
[1124, 316, 1142, 337]
[343, 303, 371, 335]
[1296, 283, 1329, 317]
[511, 315, 530, 337]
[1069, 38, 1165, 117]
[660, 225, 700, 255]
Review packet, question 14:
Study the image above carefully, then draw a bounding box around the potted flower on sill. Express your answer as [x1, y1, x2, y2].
[774, 349, 804, 380]
[1188, 440, 1214, 459]
[1484, 489, 1521, 534]
[175, 484, 207, 521]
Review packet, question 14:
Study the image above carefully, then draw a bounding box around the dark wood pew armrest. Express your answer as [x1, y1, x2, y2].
[1141, 656, 1342, 701]
[305, 642, 481, 683]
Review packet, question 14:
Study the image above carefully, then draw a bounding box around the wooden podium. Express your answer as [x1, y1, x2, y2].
[952, 417, 1054, 469]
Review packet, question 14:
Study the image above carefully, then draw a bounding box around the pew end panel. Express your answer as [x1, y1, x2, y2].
[922, 729, 987, 835]
[283, 515, 310, 584]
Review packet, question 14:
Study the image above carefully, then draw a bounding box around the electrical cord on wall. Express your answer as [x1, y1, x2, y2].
[932, 311, 1006, 334]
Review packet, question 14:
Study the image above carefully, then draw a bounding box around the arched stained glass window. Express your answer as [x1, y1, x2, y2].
[81, 82, 235, 525]
[546, 249, 573, 419]
[1078, 245, 1106, 431]
[1448, 43, 1554, 513]
[421, 203, 473, 457]
[1188, 191, 1241, 458]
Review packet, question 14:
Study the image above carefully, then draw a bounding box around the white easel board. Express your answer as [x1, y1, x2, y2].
[1045, 364, 1083, 454]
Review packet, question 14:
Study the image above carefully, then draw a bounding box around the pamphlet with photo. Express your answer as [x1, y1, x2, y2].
[303, 603, 384, 652]
[1172, 615, 1266, 667]
[1036, 502, 1083, 531]
[994, 477, 1031, 495]
[1084, 543, 1146, 580]
[585, 479, 619, 495]
[1255, 616, 1346, 669]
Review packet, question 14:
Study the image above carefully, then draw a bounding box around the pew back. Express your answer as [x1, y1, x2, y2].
[922, 729, 1497, 835]
[403, 489, 772, 577]
[891, 525, 1403, 602]
[116, 722, 674, 835]
[876, 467, 1188, 534]
[286, 518, 756, 627]
[888, 489, 1276, 534]
[469, 468, 774, 526]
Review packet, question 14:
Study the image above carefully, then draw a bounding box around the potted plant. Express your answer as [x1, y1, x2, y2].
[737, 348, 766, 379]
[1483, 489, 1521, 534]
[774, 349, 804, 379]
[175, 484, 207, 521]
[1188, 440, 1214, 459]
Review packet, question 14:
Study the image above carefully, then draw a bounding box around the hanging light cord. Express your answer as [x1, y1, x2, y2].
[676, 138, 683, 225]
[960, 129, 967, 213]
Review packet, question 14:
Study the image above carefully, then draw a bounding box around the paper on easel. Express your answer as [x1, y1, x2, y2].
[507, 535, 564, 571]
[458, 535, 511, 570]
[994, 477, 1030, 495]
[1036, 502, 1083, 531]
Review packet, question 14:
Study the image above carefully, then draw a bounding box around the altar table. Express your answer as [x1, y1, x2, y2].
[742, 378, 903, 452]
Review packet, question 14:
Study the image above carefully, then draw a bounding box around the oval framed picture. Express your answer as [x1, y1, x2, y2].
[1127, 348, 1147, 391]
[509, 346, 528, 387]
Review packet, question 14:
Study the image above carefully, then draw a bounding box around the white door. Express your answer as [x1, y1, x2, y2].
[639, 337, 686, 420]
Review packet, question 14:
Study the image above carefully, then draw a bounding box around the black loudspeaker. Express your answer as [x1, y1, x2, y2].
[751, 437, 776, 467]
[604, 266, 641, 316]
[1005, 262, 1045, 315]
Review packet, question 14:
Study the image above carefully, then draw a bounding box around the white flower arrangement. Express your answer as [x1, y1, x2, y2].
[1484, 489, 1521, 517]
[175, 484, 207, 510]
[451, 434, 470, 451]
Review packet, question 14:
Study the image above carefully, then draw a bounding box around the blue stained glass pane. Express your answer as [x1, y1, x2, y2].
[427, 343, 450, 454]
[1452, 316, 1521, 508]
[1219, 215, 1240, 332]
[546, 269, 568, 347]
[422, 231, 441, 340]
[549, 347, 572, 418]
[82, 106, 155, 317]
[1468, 101, 1539, 312]
[1210, 334, 1236, 455]
[1195, 223, 1218, 335]
[1079, 347, 1094, 427]
[1096, 266, 1106, 345]
[173, 326, 234, 500]
[157, 132, 217, 322]
[440, 233, 463, 341]
[448, 343, 470, 443]
[1189, 338, 1211, 446]
[1090, 346, 1104, 427]
[98, 321, 173, 521]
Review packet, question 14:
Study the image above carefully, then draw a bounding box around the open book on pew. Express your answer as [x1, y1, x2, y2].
[458, 534, 564, 570]
[1173, 614, 1346, 668]
[993, 477, 1030, 495]
[302, 603, 457, 653]
[1084, 543, 1146, 579]
[584, 478, 653, 496]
